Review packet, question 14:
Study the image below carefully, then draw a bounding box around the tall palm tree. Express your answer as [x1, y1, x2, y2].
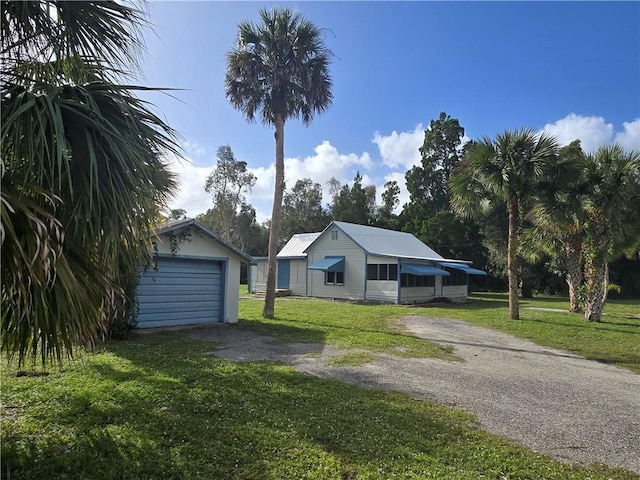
[581, 144, 640, 322]
[450, 128, 559, 319]
[225, 7, 333, 318]
[526, 140, 587, 313]
[1, 1, 178, 366]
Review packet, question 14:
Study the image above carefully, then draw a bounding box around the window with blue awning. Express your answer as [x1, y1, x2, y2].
[400, 264, 450, 276]
[437, 261, 487, 276]
[308, 256, 345, 272]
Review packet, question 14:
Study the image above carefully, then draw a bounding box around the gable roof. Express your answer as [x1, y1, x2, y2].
[155, 218, 254, 263]
[310, 221, 446, 262]
[277, 232, 321, 258]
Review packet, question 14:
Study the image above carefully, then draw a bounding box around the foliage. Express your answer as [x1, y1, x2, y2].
[225, 7, 333, 318]
[450, 128, 559, 319]
[200, 145, 256, 250]
[1, 1, 178, 366]
[330, 172, 376, 225]
[279, 178, 331, 247]
[373, 180, 401, 230]
[404, 112, 466, 221]
[581, 144, 640, 321]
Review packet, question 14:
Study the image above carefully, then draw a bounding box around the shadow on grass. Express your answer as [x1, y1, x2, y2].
[410, 336, 582, 359]
[0, 337, 486, 479]
[528, 316, 640, 335]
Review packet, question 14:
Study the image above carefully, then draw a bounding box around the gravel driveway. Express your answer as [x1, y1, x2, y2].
[193, 316, 640, 473]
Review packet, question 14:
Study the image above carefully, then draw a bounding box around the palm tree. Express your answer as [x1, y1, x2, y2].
[225, 7, 333, 318]
[581, 144, 640, 322]
[450, 129, 558, 319]
[1, 1, 178, 366]
[526, 140, 587, 313]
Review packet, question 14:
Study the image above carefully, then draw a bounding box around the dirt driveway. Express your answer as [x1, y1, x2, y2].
[193, 316, 640, 474]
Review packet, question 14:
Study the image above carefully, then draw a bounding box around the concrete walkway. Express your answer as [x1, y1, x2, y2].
[195, 316, 640, 473]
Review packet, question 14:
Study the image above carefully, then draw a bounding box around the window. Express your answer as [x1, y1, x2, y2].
[331, 230, 339, 240]
[366, 264, 398, 281]
[400, 274, 435, 288]
[443, 269, 467, 286]
[326, 270, 344, 285]
[367, 264, 378, 280]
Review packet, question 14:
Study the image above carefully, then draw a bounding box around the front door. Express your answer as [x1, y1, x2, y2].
[277, 259, 290, 289]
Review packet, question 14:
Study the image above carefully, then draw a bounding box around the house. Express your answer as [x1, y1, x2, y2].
[136, 219, 254, 328]
[249, 232, 320, 295]
[251, 221, 486, 304]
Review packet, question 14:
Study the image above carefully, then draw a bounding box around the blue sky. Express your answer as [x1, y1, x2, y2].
[138, 1, 640, 222]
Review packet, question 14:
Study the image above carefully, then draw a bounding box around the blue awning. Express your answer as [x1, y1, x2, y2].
[401, 264, 450, 276]
[308, 256, 345, 272]
[437, 261, 487, 276]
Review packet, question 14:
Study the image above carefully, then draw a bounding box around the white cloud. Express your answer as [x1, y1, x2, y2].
[372, 124, 424, 169]
[614, 119, 640, 152]
[181, 138, 207, 158]
[167, 140, 376, 224]
[246, 141, 375, 221]
[541, 114, 614, 153]
[165, 154, 212, 217]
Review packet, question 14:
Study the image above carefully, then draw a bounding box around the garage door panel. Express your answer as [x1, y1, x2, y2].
[136, 283, 222, 296]
[136, 316, 216, 329]
[137, 300, 221, 315]
[145, 262, 220, 273]
[136, 257, 223, 328]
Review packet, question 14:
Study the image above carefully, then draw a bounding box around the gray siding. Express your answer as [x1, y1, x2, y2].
[307, 227, 366, 300]
[289, 259, 308, 296]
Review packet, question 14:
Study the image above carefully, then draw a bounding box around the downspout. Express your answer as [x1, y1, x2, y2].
[364, 253, 368, 301]
[397, 259, 401, 304]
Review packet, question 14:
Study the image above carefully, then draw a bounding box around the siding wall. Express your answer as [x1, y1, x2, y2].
[398, 261, 439, 304]
[248, 258, 307, 295]
[288, 259, 308, 296]
[307, 228, 366, 300]
[364, 255, 398, 302]
[441, 285, 468, 302]
[249, 260, 268, 293]
[154, 229, 242, 323]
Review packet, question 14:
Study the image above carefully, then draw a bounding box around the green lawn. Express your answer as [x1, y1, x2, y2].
[239, 290, 640, 373]
[1, 292, 638, 479]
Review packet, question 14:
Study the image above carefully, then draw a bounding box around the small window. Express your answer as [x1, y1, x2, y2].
[325, 270, 344, 286]
[378, 264, 388, 280]
[367, 264, 378, 280]
[331, 230, 339, 240]
[366, 263, 398, 281]
[443, 269, 467, 286]
[389, 264, 398, 281]
[401, 274, 435, 287]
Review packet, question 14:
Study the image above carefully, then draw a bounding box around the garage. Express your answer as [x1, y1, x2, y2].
[137, 256, 224, 328]
[135, 218, 254, 328]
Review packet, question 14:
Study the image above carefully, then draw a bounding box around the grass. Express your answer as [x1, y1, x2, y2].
[240, 287, 639, 373]
[326, 351, 376, 367]
[410, 292, 640, 373]
[239, 296, 460, 361]
[2, 291, 638, 479]
[2, 331, 637, 480]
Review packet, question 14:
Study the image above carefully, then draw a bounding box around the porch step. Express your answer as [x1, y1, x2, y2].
[253, 289, 292, 298]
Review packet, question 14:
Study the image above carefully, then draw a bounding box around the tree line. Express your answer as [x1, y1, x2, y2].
[197, 112, 640, 323]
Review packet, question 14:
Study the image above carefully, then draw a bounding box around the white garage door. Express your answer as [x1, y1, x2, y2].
[136, 256, 224, 328]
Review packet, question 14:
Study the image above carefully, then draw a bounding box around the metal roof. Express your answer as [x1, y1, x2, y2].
[329, 221, 445, 261]
[277, 232, 321, 258]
